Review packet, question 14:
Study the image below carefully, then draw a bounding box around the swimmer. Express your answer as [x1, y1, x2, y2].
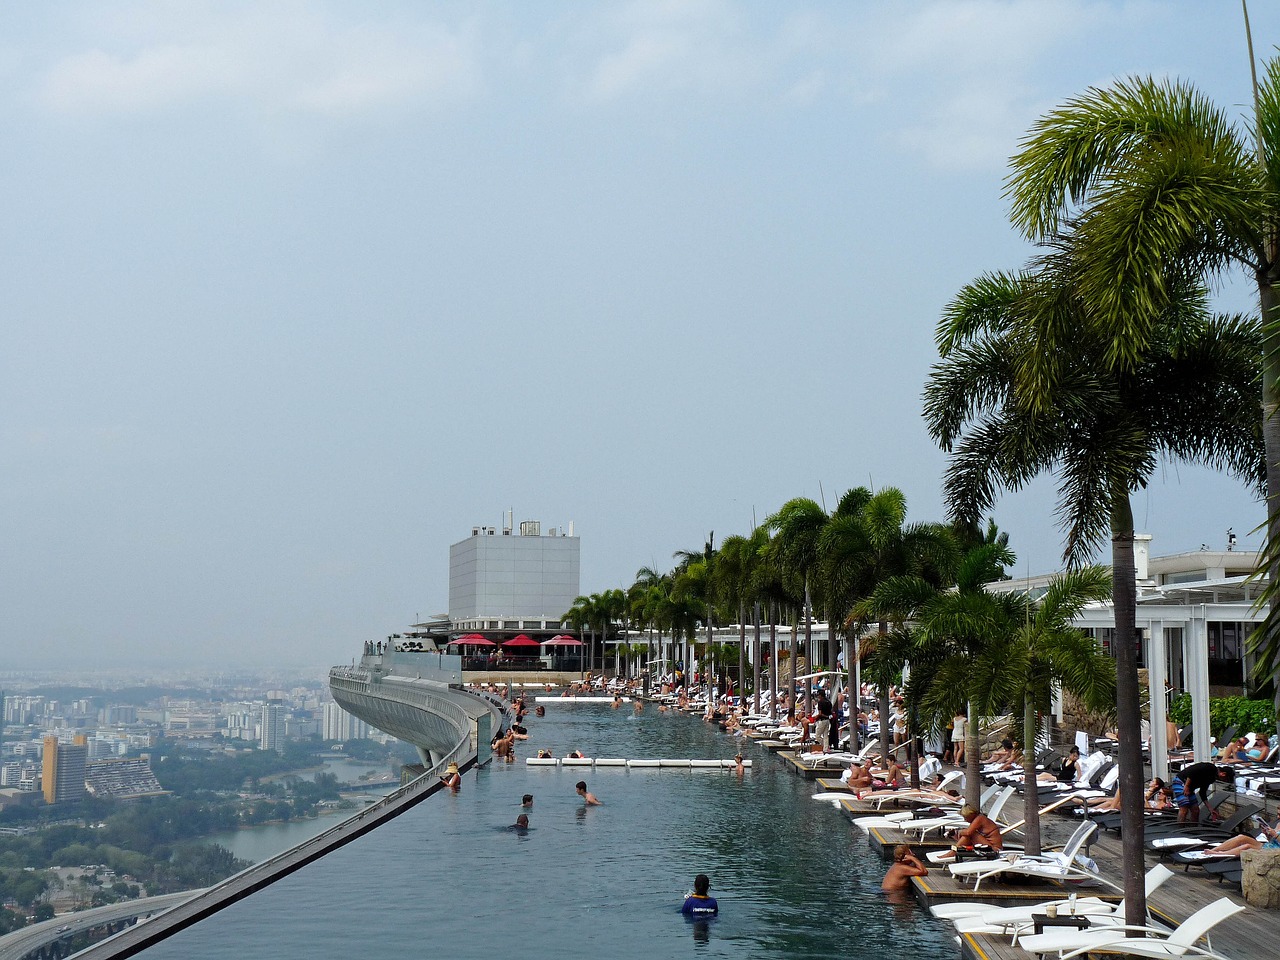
[576, 780, 601, 805]
[535, 705, 546, 717]
[522, 794, 534, 808]
[514, 814, 529, 829]
[440, 761, 461, 790]
[634, 699, 644, 713]
[680, 874, 718, 916]
[881, 844, 928, 891]
[733, 754, 745, 776]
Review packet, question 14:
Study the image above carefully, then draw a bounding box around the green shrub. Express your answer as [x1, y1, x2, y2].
[1168, 693, 1278, 737]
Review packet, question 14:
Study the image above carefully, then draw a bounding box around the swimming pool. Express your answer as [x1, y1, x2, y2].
[142, 700, 953, 959]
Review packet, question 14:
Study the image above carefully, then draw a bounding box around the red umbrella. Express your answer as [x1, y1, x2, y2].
[448, 636, 497, 646]
[503, 635, 541, 647]
[545, 635, 584, 646]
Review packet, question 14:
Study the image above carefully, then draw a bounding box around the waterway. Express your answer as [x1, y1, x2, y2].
[145, 701, 952, 959]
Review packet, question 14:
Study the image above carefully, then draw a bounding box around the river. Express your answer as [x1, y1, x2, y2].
[146, 700, 953, 959]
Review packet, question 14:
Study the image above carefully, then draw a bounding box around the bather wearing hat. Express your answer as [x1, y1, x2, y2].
[441, 761, 461, 790]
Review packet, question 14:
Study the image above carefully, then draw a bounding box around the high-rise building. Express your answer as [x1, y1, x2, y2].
[322, 701, 369, 741]
[41, 735, 88, 805]
[260, 703, 284, 753]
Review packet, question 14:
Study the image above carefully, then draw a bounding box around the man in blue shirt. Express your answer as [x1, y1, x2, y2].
[681, 874, 718, 916]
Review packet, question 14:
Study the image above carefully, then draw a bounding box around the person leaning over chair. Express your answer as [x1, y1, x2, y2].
[1172, 762, 1233, 823]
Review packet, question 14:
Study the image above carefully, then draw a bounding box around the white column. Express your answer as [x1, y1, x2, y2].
[1186, 609, 1212, 762]
[1147, 620, 1168, 781]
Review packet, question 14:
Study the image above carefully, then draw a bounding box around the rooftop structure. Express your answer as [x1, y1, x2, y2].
[446, 517, 580, 638]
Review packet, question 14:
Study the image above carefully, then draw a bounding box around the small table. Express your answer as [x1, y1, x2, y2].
[1030, 914, 1093, 936]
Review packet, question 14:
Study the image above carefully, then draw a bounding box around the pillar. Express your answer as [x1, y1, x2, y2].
[1147, 620, 1168, 781]
[1186, 610, 1212, 761]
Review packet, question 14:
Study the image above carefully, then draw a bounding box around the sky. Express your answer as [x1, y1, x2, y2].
[4, 1, 1278, 670]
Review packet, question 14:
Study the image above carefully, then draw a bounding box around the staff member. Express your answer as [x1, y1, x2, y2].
[1173, 762, 1233, 823]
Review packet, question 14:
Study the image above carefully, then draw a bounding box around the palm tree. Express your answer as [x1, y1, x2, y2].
[868, 542, 1012, 803]
[1003, 62, 1280, 716]
[925, 255, 1264, 925]
[837, 487, 958, 768]
[768, 499, 829, 716]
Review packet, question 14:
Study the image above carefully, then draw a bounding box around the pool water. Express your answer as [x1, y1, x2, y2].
[143, 700, 953, 959]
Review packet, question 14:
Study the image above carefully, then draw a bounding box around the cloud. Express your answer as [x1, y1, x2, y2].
[36, 4, 479, 118]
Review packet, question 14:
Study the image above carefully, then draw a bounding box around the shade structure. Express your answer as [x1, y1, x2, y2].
[503, 635, 540, 647]
[544, 635, 584, 646]
[448, 636, 497, 646]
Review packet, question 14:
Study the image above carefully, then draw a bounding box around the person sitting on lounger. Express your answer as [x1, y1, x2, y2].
[882, 844, 928, 891]
[842, 763, 873, 790]
[951, 804, 1003, 852]
[1145, 778, 1173, 810]
[1199, 816, 1280, 857]
[985, 739, 1015, 765]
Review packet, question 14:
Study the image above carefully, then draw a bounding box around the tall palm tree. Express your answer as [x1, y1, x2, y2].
[925, 255, 1264, 925]
[839, 488, 958, 768]
[768, 499, 830, 716]
[1003, 62, 1280, 716]
[868, 543, 1013, 804]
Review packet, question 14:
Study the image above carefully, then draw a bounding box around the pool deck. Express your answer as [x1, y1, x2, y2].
[748, 733, 1280, 959]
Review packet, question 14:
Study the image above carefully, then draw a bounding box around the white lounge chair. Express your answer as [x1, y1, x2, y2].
[947, 820, 1098, 890]
[903, 785, 1016, 841]
[952, 864, 1174, 935]
[1017, 895, 1245, 959]
[849, 772, 974, 830]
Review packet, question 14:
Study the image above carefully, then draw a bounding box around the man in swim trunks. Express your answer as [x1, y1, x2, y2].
[681, 874, 718, 915]
[576, 780, 601, 805]
[1173, 762, 1233, 823]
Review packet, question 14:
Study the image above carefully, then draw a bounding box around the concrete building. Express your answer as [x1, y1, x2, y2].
[447, 518, 580, 636]
[41, 735, 88, 805]
[259, 703, 284, 754]
[322, 701, 369, 741]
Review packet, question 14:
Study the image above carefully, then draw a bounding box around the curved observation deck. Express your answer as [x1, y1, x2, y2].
[329, 648, 510, 768]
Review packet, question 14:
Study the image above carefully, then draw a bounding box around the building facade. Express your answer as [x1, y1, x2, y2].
[41, 735, 87, 805]
[447, 519, 580, 635]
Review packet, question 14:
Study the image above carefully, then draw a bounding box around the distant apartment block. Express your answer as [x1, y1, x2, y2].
[448, 519, 580, 633]
[85, 756, 167, 800]
[41, 735, 88, 805]
[322, 701, 369, 741]
[260, 703, 284, 753]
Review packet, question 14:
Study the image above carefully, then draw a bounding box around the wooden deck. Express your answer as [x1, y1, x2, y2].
[915, 818, 1280, 960]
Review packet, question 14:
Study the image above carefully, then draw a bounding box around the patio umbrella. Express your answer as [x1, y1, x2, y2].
[545, 635, 584, 646]
[448, 636, 497, 646]
[503, 635, 541, 647]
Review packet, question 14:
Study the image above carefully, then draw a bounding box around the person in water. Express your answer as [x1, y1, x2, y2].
[882, 844, 928, 891]
[522, 794, 534, 808]
[514, 814, 530, 829]
[576, 780, 601, 805]
[440, 762, 461, 790]
[681, 874, 718, 915]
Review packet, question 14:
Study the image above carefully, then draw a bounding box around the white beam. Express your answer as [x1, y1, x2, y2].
[1147, 620, 1168, 781]
[1186, 609, 1212, 761]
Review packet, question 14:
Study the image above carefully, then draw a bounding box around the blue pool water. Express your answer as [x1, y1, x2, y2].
[144, 700, 953, 959]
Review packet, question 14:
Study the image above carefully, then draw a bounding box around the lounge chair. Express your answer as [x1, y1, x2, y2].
[900, 785, 1017, 841]
[947, 821, 1098, 891]
[950, 863, 1174, 935]
[1017, 895, 1245, 959]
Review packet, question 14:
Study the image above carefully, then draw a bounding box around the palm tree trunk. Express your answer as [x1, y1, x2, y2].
[753, 601, 762, 715]
[738, 602, 746, 703]
[1260, 279, 1280, 735]
[1111, 493, 1145, 930]
[846, 631, 858, 753]
[878, 621, 892, 768]
[966, 704, 981, 809]
[1022, 693, 1042, 857]
[908, 707, 921, 789]
[769, 606, 778, 718]
[789, 610, 799, 720]
[803, 577, 813, 719]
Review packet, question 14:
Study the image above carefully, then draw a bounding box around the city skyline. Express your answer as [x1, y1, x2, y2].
[5, 2, 1278, 668]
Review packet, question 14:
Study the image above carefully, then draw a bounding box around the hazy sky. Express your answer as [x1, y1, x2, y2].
[5, 1, 1277, 669]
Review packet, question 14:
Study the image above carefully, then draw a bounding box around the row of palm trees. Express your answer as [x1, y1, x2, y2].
[568, 42, 1280, 928]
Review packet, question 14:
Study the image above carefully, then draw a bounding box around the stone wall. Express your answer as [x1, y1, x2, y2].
[1243, 849, 1280, 909]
